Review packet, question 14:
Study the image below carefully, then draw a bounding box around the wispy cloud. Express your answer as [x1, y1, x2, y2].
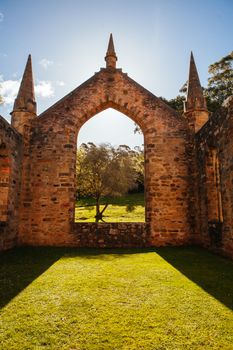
[39, 58, 54, 69]
[35, 81, 54, 98]
[0, 77, 55, 104]
[0, 79, 20, 104]
[0, 12, 4, 22]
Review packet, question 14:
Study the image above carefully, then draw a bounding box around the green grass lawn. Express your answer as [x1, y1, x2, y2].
[75, 193, 145, 222]
[0, 247, 232, 350]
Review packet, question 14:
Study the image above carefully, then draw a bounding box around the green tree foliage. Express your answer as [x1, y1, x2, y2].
[206, 51, 233, 109]
[131, 145, 144, 192]
[76, 143, 143, 222]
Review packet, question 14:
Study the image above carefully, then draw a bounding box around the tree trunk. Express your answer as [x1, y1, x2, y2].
[95, 198, 108, 222]
[95, 196, 101, 222]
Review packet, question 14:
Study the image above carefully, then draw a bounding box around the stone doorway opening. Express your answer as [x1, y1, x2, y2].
[75, 108, 145, 224]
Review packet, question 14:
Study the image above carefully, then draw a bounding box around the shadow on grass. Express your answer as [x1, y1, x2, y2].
[1, 246, 232, 311]
[0, 247, 65, 309]
[155, 246, 233, 310]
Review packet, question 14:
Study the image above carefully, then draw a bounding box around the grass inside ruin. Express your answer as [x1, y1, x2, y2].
[75, 193, 145, 222]
[0, 247, 232, 349]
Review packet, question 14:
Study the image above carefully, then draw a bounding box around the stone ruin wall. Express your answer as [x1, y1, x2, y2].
[196, 101, 233, 258]
[0, 116, 22, 250]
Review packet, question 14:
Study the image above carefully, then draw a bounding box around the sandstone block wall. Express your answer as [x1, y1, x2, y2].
[0, 116, 22, 250]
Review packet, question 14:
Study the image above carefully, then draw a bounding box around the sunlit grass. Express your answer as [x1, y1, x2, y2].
[0, 247, 232, 349]
[75, 193, 145, 222]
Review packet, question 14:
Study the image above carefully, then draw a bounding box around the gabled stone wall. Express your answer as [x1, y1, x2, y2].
[16, 68, 196, 248]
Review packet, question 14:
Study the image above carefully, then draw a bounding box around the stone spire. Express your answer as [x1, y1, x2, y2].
[11, 55, 37, 134]
[184, 52, 209, 132]
[105, 33, 117, 69]
[13, 54, 37, 114]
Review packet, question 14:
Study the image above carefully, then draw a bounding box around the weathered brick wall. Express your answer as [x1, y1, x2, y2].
[196, 101, 233, 258]
[17, 68, 196, 247]
[0, 116, 22, 250]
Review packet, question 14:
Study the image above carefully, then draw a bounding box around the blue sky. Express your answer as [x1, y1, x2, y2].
[0, 0, 232, 147]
